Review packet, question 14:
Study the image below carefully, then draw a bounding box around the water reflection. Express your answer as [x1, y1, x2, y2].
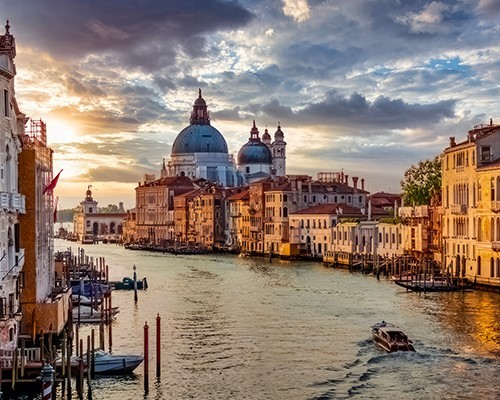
[55, 240, 499, 400]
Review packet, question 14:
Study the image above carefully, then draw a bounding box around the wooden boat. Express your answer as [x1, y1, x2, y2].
[371, 321, 415, 352]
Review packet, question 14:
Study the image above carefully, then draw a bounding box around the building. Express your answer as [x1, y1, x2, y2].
[263, 174, 369, 255]
[73, 187, 127, 243]
[134, 175, 195, 246]
[19, 119, 71, 337]
[226, 189, 250, 251]
[0, 21, 26, 350]
[441, 121, 500, 288]
[289, 203, 364, 257]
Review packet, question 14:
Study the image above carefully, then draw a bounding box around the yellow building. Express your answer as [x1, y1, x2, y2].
[442, 121, 500, 288]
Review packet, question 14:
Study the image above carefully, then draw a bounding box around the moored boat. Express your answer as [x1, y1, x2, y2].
[371, 321, 415, 352]
[92, 350, 144, 374]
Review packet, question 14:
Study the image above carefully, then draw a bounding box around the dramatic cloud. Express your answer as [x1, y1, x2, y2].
[282, 0, 311, 23]
[2, 0, 499, 207]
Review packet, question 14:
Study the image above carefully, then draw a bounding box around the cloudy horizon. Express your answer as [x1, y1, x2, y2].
[4, 0, 500, 208]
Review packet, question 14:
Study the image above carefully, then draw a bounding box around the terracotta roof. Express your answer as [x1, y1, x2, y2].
[141, 175, 194, 188]
[228, 189, 250, 200]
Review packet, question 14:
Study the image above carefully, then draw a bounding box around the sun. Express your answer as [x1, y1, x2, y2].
[44, 117, 81, 144]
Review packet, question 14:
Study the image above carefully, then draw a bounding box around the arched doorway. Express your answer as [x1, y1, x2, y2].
[306, 236, 311, 254]
[93, 222, 99, 236]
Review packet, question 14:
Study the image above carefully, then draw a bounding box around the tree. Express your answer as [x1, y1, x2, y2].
[400, 156, 441, 206]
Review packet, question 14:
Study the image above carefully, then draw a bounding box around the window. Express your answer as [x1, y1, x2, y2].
[3, 90, 8, 117]
[481, 146, 491, 162]
[246, 167, 250, 173]
[283, 194, 288, 202]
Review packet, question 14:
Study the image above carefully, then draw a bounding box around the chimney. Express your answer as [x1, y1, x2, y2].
[352, 176, 359, 189]
[297, 180, 302, 192]
[308, 181, 312, 193]
[291, 179, 296, 191]
[345, 174, 349, 184]
[449, 137, 456, 147]
[361, 178, 365, 191]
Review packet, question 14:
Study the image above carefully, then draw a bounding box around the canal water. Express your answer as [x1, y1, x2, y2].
[55, 240, 500, 400]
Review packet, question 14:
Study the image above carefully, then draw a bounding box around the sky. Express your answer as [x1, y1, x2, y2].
[3, 0, 500, 209]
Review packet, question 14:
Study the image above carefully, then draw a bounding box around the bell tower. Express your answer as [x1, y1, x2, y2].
[81, 186, 98, 214]
[272, 123, 286, 176]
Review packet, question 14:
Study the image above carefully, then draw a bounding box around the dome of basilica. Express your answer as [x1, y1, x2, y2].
[171, 124, 228, 155]
[171, 89, 229, 155]
[237, 121, 273, 165]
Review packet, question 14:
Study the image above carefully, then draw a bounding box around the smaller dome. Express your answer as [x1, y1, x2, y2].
[238, 142, 273, 165]
[262, 127, 271, 142]
[238, 121, 272, 165]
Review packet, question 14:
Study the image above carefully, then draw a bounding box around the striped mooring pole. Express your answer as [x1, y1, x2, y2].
[41, 362, 54, 400]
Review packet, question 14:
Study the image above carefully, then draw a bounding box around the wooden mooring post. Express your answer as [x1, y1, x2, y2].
[144, 321, 149, 394]
[156, 314, 161, 379]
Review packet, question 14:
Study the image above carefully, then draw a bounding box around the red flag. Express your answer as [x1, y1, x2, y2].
[44, 169, 63, 194]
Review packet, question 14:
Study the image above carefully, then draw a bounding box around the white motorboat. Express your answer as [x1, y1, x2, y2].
[92, 350, 144, 374]
[72, 305, 119, 323]
[56, 350, 143, 374]
[371, 321, 415, 352]
[72, 294, 102, 306]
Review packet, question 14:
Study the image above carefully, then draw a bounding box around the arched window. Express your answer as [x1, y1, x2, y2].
[490, 258, 495, 277]
[477, 256, 481, 276]
[283, 207, 288, 218]
[491, 218, 495, 242]
[283, 194, 288, 202]
[477, 217, 482, 241]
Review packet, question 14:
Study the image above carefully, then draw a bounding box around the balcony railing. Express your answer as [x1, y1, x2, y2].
[0, 192, 9, 209]
[492, 201, 500, 212]
[450, 204, 467, 215]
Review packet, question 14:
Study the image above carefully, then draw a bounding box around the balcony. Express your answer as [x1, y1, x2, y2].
[492, 242, 500, 252]
[0, 192, 9, 210]
[450, 204, 467, 215]
[10, 193, 21, 211]
[0, 192, 25, 213]
[492, 201, 500, 212]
